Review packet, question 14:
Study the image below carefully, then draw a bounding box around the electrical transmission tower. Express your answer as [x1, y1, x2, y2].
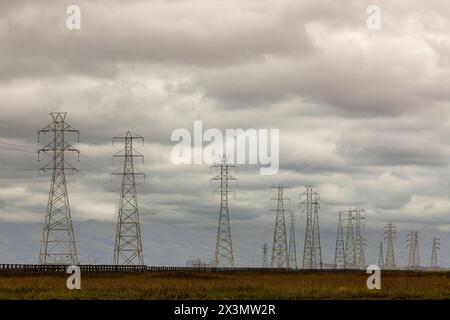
[37, 112, 79, 265]
[352, 206, 367, 269]
[344, 206, 366, 269]
[300, 186, 322, 269]
[271, 184, 290, 268]
[334, 212, 346, 269]
[212, 155, 237, 268]
[112, 131, 145, 266]
[378, 242, 384, 269]
[288, 211, 297, 269]
[344, 210, 356, 269]
[430, 237, 440, 270]
[384, 223, 397, 269]
[262, 243, 269, 268]
[406, 231, 420, 270]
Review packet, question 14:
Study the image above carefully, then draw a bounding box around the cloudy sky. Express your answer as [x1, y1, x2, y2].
[0, 0, 449, 267]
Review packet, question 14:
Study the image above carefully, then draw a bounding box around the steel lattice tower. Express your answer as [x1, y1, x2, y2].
[414, 232, 421, 268]
[352, 206, 367, 269]
[378, 242, 384, 269]
[384, 223, 397, 269]
[271, 184, 290, 268]
[262, 243, 268, 268]
[344, 210, 356, 269]
[112, 131, 145, 266]
[212, 155, 237, 268]
[300, 186, 322, 269]
[334, 212, 346, 269]
[430, 237, 440, 270]
[406, 231, 420, 270]
[37, 112, 79, 265]
[288, 211, 297, 269]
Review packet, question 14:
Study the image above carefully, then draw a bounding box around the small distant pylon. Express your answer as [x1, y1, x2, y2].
[271, 184, 290, 268]
[288, 211, 297, 269]
[300, 186, 322, 269]
[262, 243, 269, 268]
[37, 112, 79, 265]
[378, 242, 384, 269]
[406, 231, 420, 270]
[112, 131, 145, 266]
[334, 212, 346, 269]
[384, 223, 397, 269]
[430, 237, 440, 270]
[211, 155, 237, 268]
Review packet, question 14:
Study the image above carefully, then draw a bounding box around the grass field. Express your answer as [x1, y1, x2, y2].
[0, 271, 449, 299]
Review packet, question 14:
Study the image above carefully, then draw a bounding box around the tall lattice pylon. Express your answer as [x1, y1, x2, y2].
[300, 186, 322, 269]
[334, 212, 346, 269]
[271, 184, 290, 268]
[378, 242, 384, 269]
[37, 112, 79, 265]
[430, 237, 440, 270]
[344, 210, 356, 269]
[262, 243, 269, 268]
[384, 223, 397, 269]
[352, 206, 367, 269]
[112, 131, 145, 266]
[288, 211, 297, 269]
[212, 155, 237, 268]
[406, 231, 420, 270]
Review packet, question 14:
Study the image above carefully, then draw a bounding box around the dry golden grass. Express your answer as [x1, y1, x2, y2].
[0, 271, 449, 299]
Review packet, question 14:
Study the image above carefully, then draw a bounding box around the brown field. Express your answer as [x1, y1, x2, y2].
[0, 271, 449, 300]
